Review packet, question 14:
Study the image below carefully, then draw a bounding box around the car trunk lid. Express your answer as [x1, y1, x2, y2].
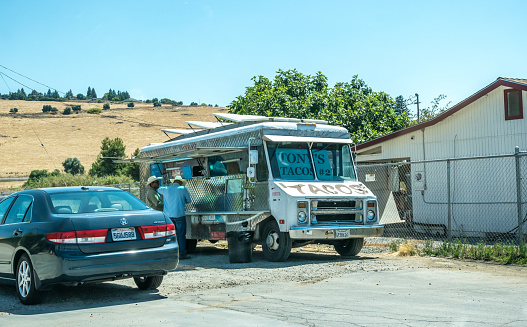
[68, 210, 172, 254]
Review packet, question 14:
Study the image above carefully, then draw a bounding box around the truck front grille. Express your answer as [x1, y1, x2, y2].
[311, 199, 363, 225]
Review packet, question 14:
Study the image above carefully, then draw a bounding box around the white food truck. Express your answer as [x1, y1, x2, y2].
[131, 113, 383, 262]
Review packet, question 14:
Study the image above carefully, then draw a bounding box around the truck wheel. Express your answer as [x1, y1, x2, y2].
[186, 239, 198, 254]
[334, 238, 364, 257]
[261, 220, 292, 262]
[16, 254, 45, 305]
[134, 276, 164, 290]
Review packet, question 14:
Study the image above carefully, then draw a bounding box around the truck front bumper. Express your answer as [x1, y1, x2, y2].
[289, 225, 384, 240]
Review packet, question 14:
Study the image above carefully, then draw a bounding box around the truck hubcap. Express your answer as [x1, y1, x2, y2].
[266, 231, 280, 251]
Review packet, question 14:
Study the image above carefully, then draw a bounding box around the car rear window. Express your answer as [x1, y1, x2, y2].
[49, 190, 148, 214]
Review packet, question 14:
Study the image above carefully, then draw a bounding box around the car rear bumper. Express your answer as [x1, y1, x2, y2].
[33, 239, 179, 288]
[289, 225, 384, 239]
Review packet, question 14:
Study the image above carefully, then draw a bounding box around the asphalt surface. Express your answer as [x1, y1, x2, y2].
[0, 244, 526, 326]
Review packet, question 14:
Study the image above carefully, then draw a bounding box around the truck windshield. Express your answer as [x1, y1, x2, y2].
[267, 141, 356, 181]
[311, 143, 356, 181]
[267, 142, 315, 180]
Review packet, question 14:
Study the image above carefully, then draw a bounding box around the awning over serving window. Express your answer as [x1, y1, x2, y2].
[114, 147, 247, 164]
[263, 135, 353, 144]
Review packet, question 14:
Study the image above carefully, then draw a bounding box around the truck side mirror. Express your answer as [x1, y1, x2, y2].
[249, 150, 258, 165]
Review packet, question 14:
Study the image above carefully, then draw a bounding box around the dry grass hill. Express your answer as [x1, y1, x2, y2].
[0, 99, 227, 191]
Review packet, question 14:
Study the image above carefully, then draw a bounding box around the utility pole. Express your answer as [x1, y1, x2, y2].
[415, 93, 420, 123]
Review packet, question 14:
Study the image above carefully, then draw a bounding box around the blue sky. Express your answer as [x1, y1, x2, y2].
[1, 0, 526, 115]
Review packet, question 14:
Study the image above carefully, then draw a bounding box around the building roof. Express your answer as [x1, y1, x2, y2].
[356, 77, 527, 151]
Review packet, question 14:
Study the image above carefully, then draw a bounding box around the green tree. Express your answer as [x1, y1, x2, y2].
[92, 88, 97, 98]
[395, 95, 410, 116]
[122, 148, 140, 181]
[62, 157, 85, 175]
[89, 137, 127, 177]
[76, 93, 86, 100]
[87, 87, 92, 98]
[229, 69, 410, 143]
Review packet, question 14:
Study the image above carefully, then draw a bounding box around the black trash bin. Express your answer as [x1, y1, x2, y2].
[227, 231, 254, 263]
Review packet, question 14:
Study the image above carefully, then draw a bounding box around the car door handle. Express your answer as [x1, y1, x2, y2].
[13, 228, 23, 237]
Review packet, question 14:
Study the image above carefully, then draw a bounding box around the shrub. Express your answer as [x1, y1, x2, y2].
[87, 108, 102, 114]
[50, 107, 58, 114]
[103, 103, 110, 110]
[127, 102, 134, 108]
[190, 102, 198, 107]
[153, 102, 161, 107]
[42, 105, 52, 113]
[9, 108, 18, 113]
[62, 157, 84, 175]
[63, 107, 72, 115]
[72, 105, 82, 113]
[22, 172, 135, 189]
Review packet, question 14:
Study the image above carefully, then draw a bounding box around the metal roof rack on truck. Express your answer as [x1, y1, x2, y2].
[212, 112, 328, 125]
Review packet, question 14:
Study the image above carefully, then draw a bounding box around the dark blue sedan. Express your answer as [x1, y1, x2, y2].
[0, 186, 179, 304]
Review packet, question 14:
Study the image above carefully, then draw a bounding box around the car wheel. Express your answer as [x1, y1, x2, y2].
[133, 276, 164, 290]
[334, 238, 364, 257]
[16, 254, 45, 305]
[261, 219, 292, 262]
[186, 239, 198, 254]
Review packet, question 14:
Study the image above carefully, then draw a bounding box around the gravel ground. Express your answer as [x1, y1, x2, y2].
[0, 241, 524, 315]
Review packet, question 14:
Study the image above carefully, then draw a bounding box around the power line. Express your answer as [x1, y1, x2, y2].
[0, 64, 65, 95]
[0, 69, 67, 186]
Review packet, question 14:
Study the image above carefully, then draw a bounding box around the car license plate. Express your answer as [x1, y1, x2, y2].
[336, 229, 350, 238]
[111, 227, 136, 241]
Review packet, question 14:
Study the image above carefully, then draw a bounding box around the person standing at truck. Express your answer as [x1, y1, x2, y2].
[158, 176, 191, 259]
[145, 176, 164, 211]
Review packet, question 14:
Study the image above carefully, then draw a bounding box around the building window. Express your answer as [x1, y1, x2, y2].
[504, 89, 523, 120]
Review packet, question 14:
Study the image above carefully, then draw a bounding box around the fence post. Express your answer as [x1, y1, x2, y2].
[447, 159, 452, 242]
[515, 147, 523, 243]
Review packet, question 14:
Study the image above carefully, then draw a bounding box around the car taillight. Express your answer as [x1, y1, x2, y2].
[166, 223, 176, 237]
[138, 224, 175, 239]
[76, 229, 108, 244]
[46, 229, 107, 244]
[46, 231, 77, 244]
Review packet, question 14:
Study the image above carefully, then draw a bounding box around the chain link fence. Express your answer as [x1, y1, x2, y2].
[357, 150, 527, 245]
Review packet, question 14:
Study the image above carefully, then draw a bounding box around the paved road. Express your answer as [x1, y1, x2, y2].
[0, 248, 526, 326]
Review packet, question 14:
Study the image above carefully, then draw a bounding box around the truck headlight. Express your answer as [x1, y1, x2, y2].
[367, 210, 375, 221]
[298, 211, 307, 223]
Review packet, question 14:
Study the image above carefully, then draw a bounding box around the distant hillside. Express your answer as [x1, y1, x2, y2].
[0, 99, 227, 190]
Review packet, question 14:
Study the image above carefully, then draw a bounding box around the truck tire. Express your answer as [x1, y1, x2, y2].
[261, 220, 292, 262]
[334, 238, 364, 257]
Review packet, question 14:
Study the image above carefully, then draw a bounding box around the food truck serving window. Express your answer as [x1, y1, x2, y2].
[311, 143, 356, 181]
[267, 142, 315, 180]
